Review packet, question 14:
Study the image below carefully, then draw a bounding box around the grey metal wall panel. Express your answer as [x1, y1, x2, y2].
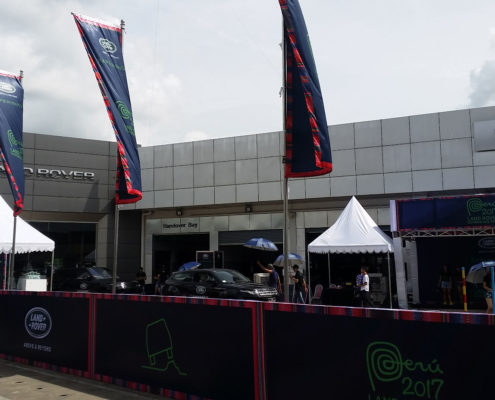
[34, 134, 110, 156]
[35, 149, 108, 170]
[23, 132, 35, 148]
[194, 140, 214, 164]
[32, 181, 110, 199]
[329, 123, 354, 150]
[32, 196, 108, 213]
[235, 135, 258, 160]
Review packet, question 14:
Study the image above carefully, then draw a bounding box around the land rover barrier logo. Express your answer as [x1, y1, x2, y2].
[99, 38, 117, 53]
[196, 286, 206, 295]
[0, 81, 16, 94]
[479, 237, 495, 249]
[25, 307, 52, 339]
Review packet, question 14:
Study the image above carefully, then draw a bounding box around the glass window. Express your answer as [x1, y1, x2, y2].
[213, 270, 250, 283]
[87, 267, 112, 279]
[173, 272, 193, 282]
[28, 222, 97, 272]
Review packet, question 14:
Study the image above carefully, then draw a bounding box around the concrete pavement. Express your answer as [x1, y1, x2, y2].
[0, 359, 169, 400]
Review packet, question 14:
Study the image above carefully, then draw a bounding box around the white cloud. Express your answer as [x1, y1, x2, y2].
[1, 0, 495, 147]
[469, 61, 495, 107]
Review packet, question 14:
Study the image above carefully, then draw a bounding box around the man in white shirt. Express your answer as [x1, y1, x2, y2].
[359, 266, 373, 307]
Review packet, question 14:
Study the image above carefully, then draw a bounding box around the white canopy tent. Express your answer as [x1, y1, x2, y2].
[307, 196, 394, 307]
[0, 195, 55, 290]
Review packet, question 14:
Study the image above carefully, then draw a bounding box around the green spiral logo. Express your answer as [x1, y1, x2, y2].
[7, 129, 23, 160]
[116, 100, 132, 121]
[467, 198, 483, 215]
[366, 341, 403, 391]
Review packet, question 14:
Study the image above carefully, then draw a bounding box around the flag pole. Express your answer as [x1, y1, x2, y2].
[8, 69, 23, 291]
[281, 19, 290, 302]
[111, 19, 125, 295]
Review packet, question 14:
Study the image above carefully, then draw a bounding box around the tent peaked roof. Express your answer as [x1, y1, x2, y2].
[0, 196, 55, 254]
[308, 196, 393, 254]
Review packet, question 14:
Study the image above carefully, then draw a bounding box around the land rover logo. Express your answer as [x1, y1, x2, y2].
[196, 286, 206, 295]
[25, 307, 52, 339]
[479, 237, 495, 249]
[99, 38, 117, 53]
[0, 82, 16, 94]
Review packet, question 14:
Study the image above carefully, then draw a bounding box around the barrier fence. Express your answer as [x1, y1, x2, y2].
[0, 291, 493, 400]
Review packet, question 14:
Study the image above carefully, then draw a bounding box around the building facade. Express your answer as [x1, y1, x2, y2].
[2, 106, 495, 304]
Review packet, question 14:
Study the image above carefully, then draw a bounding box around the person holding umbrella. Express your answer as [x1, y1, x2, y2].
[482, 272, 493, 313]
[257, 261, 282, 299]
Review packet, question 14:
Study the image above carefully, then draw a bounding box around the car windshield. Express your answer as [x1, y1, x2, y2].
[212, 270, 251, 283]
[87, 267, 112, 279]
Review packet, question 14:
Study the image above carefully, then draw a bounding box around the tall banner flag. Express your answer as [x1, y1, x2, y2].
[278, 0, 332, 178]
[0, 70, 24, 215]
[73, 13, 142, 204]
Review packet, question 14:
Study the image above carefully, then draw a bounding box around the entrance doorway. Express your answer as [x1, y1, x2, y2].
[153, 233, 209, 278]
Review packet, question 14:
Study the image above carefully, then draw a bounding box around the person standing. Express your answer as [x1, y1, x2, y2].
[135, 267, 147, 294]
[290, 265, 307, 304]
[136, 267, 147, 285]
[359, 266, 373, 307]
[482, 272, 493, 314]
[438, 264, 453, 306]
[257, 261, 282, 299]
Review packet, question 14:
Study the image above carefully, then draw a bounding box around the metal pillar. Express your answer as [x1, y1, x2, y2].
[8, 216, 17, 290]
[49, 250, 55, 291]
[387, 252, 392, 308]
[112, 204, 120, 294]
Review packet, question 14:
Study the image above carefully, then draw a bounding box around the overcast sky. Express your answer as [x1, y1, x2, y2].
[1, 0, 495, 146]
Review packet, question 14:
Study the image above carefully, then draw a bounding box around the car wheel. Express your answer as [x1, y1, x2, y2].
[168, 286, 180, 295]
[79, 282, 88, 290]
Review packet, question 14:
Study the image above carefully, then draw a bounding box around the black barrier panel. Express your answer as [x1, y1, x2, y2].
[95, 299, 255, 400]
[264, 311, 493, 400]
[0, 295, 7, 351]
[0, 294, 89, 371]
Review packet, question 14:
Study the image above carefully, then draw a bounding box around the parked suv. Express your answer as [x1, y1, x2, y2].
[52, 266, 142, 294]
[164, 269, 278, 301]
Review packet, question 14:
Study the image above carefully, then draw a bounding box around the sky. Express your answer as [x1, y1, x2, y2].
[1, 0, 495, 147]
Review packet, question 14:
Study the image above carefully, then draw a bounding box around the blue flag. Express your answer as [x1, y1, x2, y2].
[0, 71, 24, 215]
[73, 13, 142, 204]
[278, 0, 332, 178]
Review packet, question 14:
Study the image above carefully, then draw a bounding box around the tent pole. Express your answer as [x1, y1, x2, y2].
[8, 216, 17, 290]
[307, 251, 311, 303]
[387, 252, 392, 309]
[327, 252, 331, 287]
[112, 204, 120, 295]
[49, 250, 55, 291]
[2, 254, 6, 289]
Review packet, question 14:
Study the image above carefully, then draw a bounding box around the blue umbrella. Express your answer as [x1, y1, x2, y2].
[178, 261, 201, 271]
[244, 238, 278, 252]
[273, 253, 304, 267]
[466, 261, 495, 284]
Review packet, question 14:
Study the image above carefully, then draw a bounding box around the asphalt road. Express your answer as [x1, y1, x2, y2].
[0, 359, 168, 400]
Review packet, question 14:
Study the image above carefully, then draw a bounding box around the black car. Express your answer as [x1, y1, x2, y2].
[52, 266, 142, 294]
[164, 268, 278, 301]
